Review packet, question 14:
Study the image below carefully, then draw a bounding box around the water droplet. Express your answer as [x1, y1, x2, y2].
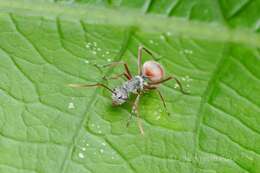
[102, 142, 106, 146]
[166, 32, 172, 36]
[86, 143, 90, 147]
[174, 83, 179, 88]
[100, 149, 104, 153]
[92, 51, 97, 55]
[160, 35, 165, 40]
[185, 75, 192, 81]
[82, 147, 86, 151]
[106, 51, 110, 55]
[68, 102, 75, 109]
[98, 130, 102, 134]
[84, 60, 89, 64]
[107, 58, 111, 62]
[86, 45, 90, 48]
[97, 48, 101, 51]
[149, 40, 154, 44]
[183, 49, 193, 54]
[102, 54, 105, 57]
[78, 152, 84, 159]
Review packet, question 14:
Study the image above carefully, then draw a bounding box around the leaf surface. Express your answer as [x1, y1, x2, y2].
[0, 1, 259, 173]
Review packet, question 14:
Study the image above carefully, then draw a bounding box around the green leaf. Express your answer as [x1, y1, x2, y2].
[0, 0, 259, 173]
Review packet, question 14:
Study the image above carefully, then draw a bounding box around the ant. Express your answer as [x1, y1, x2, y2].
[69, 46, 188, 135]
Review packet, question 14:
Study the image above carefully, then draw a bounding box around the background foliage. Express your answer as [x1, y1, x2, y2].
[0, 0, 259, 173]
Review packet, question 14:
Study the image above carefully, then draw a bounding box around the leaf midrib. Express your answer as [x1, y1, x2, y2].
[1, 0, 260, 48]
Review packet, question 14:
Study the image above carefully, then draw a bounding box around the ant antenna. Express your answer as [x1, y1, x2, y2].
[68, 83, 115, 94]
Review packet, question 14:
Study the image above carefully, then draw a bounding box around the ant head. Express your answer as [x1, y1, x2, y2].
[111, 88, 128, 106]
[142, 60, 164, 82]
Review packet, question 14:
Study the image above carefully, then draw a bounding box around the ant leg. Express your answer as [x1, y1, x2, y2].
[144, 85, 169, 115]
[99, 61, 132, 79]
[138, 46, 158, 75]
[131, 94, 144, 135]
[148, 76, 189, 94]
[68, 83, 114, 94]
[156, 89, 170, 115]
[103, 72, 129, 81]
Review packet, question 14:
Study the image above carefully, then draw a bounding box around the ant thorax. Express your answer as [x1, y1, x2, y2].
[111, 76, 147, 105]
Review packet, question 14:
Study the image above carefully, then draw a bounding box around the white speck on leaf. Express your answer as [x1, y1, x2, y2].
[184, 49, 193, 54]
[84, 60, 89, 64]
[97, 48, 101, 51]
[156, 116, 161, 120]
[82, 147, 86, 151]
[68, 102, 75, 109]
[174, 83, 179, 88]
[102, 142, 106, 146]
[107, 58, 111, 62]
[100, 149, 104, 153]
[106, 51, 110, 54]
[86, 143, 89, 147]
[93, 42, 97, 46]
[92, 51, 97, 55]
[78, 152, 84, 159]
[166, 32, 172, 36]
[149, 40, 154, 44]
[98, 130, 102, 134]
[160, 35, 165, 40]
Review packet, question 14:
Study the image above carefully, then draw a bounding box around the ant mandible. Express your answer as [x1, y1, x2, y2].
[69, 46, 188, 135]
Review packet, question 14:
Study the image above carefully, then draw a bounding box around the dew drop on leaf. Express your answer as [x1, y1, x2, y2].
[149, 40, 154, 44]
[160, 35, 165, 40]
[68, 102, 75, 109]
[166, 32, 172, 36]
[78, 152, 84, 159]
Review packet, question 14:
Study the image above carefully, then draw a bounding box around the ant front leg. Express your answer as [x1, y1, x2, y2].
[103, 72, 129, 81]
[99, 61, 132, 80]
